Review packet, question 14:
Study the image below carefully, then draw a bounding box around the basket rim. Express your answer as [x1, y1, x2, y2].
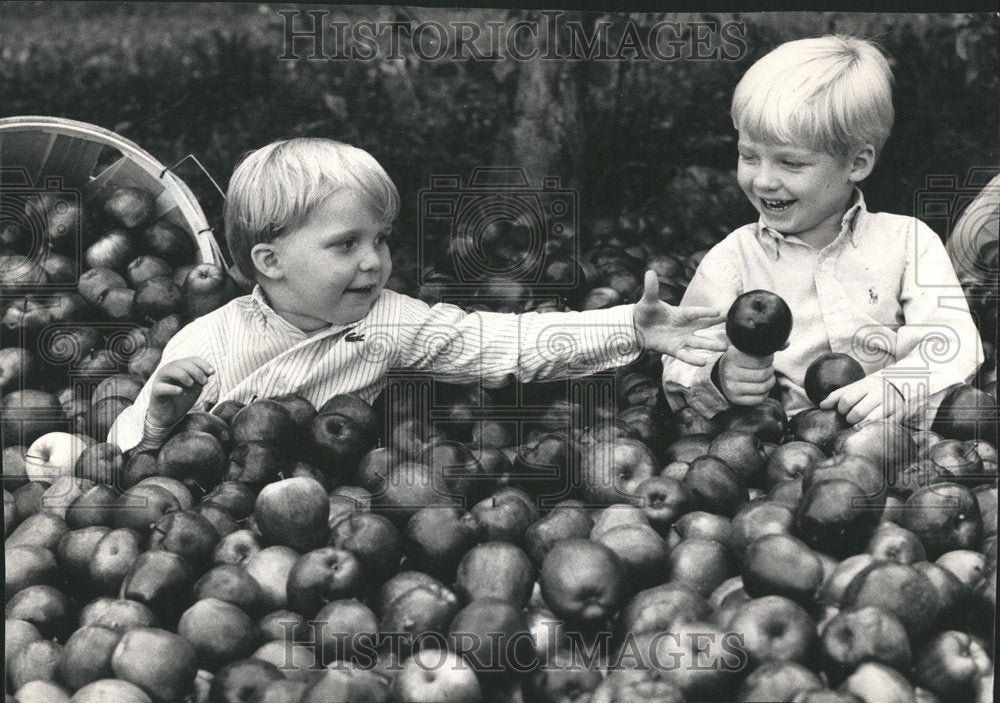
[0, 115, 223, 267]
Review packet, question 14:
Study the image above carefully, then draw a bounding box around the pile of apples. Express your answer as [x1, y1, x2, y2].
[2, 182, 998, 701]
[0, 184, 242, 443]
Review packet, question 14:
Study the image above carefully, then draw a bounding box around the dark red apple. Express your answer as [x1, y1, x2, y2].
[254, 477, 329, 553]
[403, 505, 481, 582]
[181, 262, 238, 320]
[582, 438, 658, 505]
[804, 352, 866, 405]
[177, 597, 258, 671]
[841, 561, 941, 639]
[133, 276, 183, 324]
[726, 290, 793, 356]
[790, 408, 850, 451]
[110, 627, 198, 703]
[233, 400, 298, 448]
[899, 482, 983, 558]
[286, 546, 366, 617]
[539, 538, 627, 627]
[328, 512, 401, 586]
[157, 430, 225, 484]
[682, 455, 749, 517]
[138, 219, 195, 268]
[524, 501, 594, 568]
[120, 550, 195, 623]
[727, 594, 817, 668]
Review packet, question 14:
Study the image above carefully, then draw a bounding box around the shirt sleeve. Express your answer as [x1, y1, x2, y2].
[390, 297, 642, 386]
[108, 318, 219, 454]
[660, 242, 739, 416]
[875, 218, 984, 407]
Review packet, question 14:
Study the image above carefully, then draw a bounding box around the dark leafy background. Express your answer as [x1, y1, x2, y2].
[2, 5, 997, 260]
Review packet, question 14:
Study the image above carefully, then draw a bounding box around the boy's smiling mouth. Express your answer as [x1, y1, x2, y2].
[760, 198, 796, 213]
[345, 284, 377, 295]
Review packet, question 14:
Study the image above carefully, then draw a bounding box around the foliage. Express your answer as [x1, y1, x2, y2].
[1, 6, 996, 258]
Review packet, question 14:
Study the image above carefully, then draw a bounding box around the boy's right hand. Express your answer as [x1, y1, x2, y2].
[147, 357, 215, 428]
[717, 347, 776, 405]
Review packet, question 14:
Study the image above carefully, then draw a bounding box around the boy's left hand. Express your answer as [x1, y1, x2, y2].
[633, 271, 727, 366]
[819, 374, 905, 424]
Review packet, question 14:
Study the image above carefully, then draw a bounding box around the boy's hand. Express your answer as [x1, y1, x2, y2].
[633, 271, 727, 366]
[819, 375, 905, 425]
[147, 357, 215, 428]
[718, 347, 777, 405]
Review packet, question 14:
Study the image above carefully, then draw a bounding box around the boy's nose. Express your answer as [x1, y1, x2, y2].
[753, 164, 781, 192]
[359, 245, 381, 271]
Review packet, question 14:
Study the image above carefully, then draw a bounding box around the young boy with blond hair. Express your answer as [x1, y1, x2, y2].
[662, 35, 982, 426]
[110, 139, 727, 452]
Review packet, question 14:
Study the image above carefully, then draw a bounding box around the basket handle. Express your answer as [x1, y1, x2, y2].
[161, 154, 231, 267]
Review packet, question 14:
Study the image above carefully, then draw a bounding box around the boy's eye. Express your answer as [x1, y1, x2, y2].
[332, 239, 355, 251]
[376, 232, 391, 246]
[782, 160, 806, 168]
[739, 153, 757, 162]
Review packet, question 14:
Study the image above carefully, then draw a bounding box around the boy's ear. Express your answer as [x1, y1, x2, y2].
[848, 143, 877, 183]
[250, 242, 283, 281]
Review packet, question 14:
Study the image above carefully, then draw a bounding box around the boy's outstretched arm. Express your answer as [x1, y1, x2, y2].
[633, 271, 728, 365]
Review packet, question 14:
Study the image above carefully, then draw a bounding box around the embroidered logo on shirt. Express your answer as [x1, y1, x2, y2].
[345, 332, 366, 342]
[868, 288, 878, 305]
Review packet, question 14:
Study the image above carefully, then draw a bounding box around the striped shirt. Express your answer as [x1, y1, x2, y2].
[109, 286, 641, 452]
[662, 189, 984, 423]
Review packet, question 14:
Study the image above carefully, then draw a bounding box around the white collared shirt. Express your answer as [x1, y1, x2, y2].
[110, 286, 641, 452]
[662, 190, 984, 423]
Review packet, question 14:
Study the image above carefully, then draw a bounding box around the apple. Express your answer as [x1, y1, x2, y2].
[255, 477, 329, 553]
[925, 438, 991, 486]
[46, 291, 91, 323]
[932, 382, 999, 446]
[682, 455, 748, 517]
[4, 584, 74, 640]
[128, 346, 162, 380]
[138, 219, 195, 268]
[77, 267, 126, 307]
[374, 461, 454, 529]
[77, 597, 158, 632]
[148, 313, 184, 348]
[594, 522, 671, 593]
[59, 624, 124, 691]
[841, 561, 941, 639]
[0, 347, 40, 394]
[796, 478, 883, 557]
[582, 438, 658, 505]
[630, 475, 694, 534]
[524, 501, 594, 567]
[55, 524, 109, 584]
[223, 441, 287, 490]
[614, 582, 712, 648]
[328, 511, 402, 586]
[212, 528, 262, 567]
[126, 255, 172, 288]
[208, 659, 285, 701]
[232, 400, 298, 448]
[735, 661, 824, 701]
[244, 546, 302, 612]
[839, 663, 916, 702]
[39, 476, 94, 520]
[420, 440, 491, 505]
[911, 630, 993, 701]
[147, 509, 220, 570]
[402, 505, 480, 583]
[3, 445, 30, 489]
[726, 290, 793, 356]
[251, 640, 319, 681]
[708, 430, 769, 485]
[120, 550, 195, 624]
[73, 442, 124, 484]
[900, 482, 983, 559]
[447, 598, 534, 678]
[99, 186, 154, 230]
[7, 638, 64, 692]
[819, 606, 912, 685]
[539, 538, 627, 627]
[70, 679, 156, 702]
[378, 580, 461, 658]
[24, 431, 89, 484]
[114, 484, 181, 534]
[790, 408, 850, 450]
[299, 667, 390, 703]
[288, 546, 367, 616]
[5, 617, 43, 685]
[0, 254, 48, 289]
[5, 545, 60, 601]
[177, 598, 258, 672]
[111, 627, 198, 703]
[181, 262, 238, 320]
[471, 490, 535, 546]
[741, 532, 823, 603]
[804, 352, 866, 405]
[591, 503, 650, 538]
[667, 407, 718, 442]
[308, 412, 371, 482]
[2, 298, 52, 345]
[390, 648, 483, 703]
[157, 430, 225, 484]
[512, 433, 580, 501]
[765, 441, 825, 487]
[85, 228, 137, 273]
[727, 594, 817, 668]
[5, 511, 69, 551]
[193, 564, 264, 616]
[133, 276, 183, 324]
[193, 502, 238, 537]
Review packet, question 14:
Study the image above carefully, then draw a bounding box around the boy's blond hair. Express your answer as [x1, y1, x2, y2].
[224, 139, 400, 281]
[732, 35, 894, 159]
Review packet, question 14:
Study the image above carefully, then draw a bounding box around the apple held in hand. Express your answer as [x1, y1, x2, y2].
[726, 290, 793, 356]
[804, 352, 866, 405]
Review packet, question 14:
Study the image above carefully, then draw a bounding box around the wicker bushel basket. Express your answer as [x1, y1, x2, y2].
[0, 115, 223, 269]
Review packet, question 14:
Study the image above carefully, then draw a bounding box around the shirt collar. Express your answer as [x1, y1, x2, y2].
[755, 188, 867, 259]
[249, 285, 355, 339]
